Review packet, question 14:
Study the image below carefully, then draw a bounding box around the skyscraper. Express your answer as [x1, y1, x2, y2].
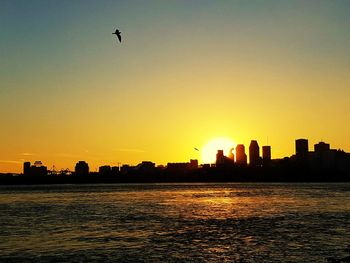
[296, 139, 308, 158]
[249, 140, 260, 166]
[235, 144, 247, 166]
[262, 146, 271, 166]
[216, 150, 225, 166]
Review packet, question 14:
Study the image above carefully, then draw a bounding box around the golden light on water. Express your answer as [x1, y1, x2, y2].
[201, 137, 236, 164]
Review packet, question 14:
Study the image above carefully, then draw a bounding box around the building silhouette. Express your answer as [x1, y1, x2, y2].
[314, 141, 330, 152]
[22, 161, 48, 176]
[136, 161, 156, 172]
[167, 163, 188, 171]
[228, 148, 235, 162]
[120, 164, 133, 174]
[190, 159, 198, 169]
[167, 159, 199, 171]
[296, 139, 309, 158]
[112, 166, 120, 173]
[215, 150, 234, 167]
[75, 161, 89, 176]
[216, 150, 225, 166]
[249, 140, 260, 166]
[235, 144, 247, 166]
[311, 141, 334, 169]
[99, 165, 111, 176]
[23, 162, 31, 176]
[262, 146, 271, 166]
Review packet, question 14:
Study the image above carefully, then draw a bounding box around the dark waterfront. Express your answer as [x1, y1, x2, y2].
[0, 183, 349, 262]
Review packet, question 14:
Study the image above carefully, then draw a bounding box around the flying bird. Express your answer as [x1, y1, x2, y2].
[112, 29, 121, 43]
[194, 147, 199, 151]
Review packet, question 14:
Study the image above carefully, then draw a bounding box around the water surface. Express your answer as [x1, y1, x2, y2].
[0, 183, 349, 262]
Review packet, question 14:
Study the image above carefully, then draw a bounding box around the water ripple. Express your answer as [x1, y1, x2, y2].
[0, 183, 349, 262]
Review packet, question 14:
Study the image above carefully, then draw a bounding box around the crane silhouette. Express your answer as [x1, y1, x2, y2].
[112, 29, 121, 43]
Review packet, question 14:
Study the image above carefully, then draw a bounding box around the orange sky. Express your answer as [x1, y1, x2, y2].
[1, 1, 350, 173]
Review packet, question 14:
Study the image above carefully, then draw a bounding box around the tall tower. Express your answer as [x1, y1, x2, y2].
[262, 146, 271, 166]
[249, 140, 260, 166]
[235, 144, 247, 166]
[295, 139, 308, 158]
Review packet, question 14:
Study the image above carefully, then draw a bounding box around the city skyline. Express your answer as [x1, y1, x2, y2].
[0, 136, 343, 185]
[1, 1, 350, 173]
[1, 133, 348, 173]
[8, 137, 350, 174]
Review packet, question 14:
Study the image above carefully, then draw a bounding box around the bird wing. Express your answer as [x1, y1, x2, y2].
[117, 33, 121, 42]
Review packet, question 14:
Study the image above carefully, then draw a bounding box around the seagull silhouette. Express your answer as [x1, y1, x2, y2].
[112, 29, 121, 43]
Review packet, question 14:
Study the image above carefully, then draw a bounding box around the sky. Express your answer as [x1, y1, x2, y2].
[1, 0, 350, 172]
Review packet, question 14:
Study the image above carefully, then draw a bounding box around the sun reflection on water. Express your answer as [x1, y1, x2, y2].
[0, 183, 349, 262]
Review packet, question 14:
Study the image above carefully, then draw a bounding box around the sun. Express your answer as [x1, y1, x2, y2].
[201, 137, 236, 164]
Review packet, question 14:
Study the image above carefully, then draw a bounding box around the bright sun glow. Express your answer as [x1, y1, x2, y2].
[201, 137, 236, 164]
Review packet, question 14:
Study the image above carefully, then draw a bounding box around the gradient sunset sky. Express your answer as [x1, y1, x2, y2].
[1, 0, 350, 172]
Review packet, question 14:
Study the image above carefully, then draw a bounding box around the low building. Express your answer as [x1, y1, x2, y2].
[99, 165, 112, 176]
